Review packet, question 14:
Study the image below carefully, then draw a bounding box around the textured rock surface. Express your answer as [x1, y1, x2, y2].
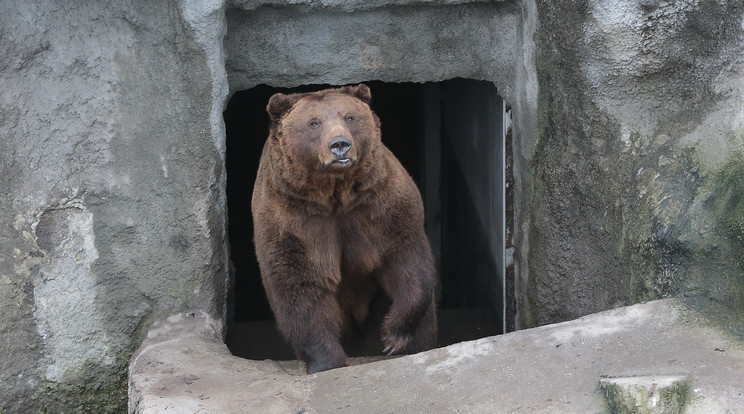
[600, 375, 690, 414]
[224, 1, 523, 92]
[0, 1, 229, 411]
[528, 0, 744, 326]
[129, 299, 744, 413]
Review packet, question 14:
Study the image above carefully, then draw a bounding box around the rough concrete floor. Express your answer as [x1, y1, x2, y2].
[128, 299, 744, 413]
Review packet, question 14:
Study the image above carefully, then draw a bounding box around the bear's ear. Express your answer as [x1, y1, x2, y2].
[267, 93, 297, 121]
[340, 83, 372, 104]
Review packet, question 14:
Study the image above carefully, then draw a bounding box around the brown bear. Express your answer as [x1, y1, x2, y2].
[251, 84, 437, 374]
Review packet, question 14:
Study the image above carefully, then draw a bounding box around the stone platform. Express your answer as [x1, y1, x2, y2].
[128, 299, 744, 413]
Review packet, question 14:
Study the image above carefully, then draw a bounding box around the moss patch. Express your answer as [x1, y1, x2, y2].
[623, 143, 702, 303]
[33, 307, 153, 413]
[35, 360, 129, 414]
[701, 141, 744, 311]
[601, 376, 690, 414]
[706, 146, 744, 252]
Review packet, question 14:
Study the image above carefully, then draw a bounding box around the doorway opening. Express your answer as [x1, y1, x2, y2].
[224, 79, 511, 360]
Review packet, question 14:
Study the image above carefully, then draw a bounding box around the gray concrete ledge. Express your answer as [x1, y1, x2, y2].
[128, 299, 744, 413]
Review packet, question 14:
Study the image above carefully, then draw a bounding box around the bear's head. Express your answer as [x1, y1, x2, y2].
[266, 84, 381, 176]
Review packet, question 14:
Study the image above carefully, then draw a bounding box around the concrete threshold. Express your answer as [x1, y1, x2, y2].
[128, 299, 744, 413]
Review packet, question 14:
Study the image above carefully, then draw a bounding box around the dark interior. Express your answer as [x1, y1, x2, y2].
[224, 79, 507, 360]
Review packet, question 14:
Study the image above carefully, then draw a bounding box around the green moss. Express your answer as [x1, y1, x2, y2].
[33, 308, 154, 414]
[602, 377, 690, 414]
[703, 143, 744, 311]
[35, 360, 128, 414]
[621, 141, 703, 304]
[707, 150, 744, 246]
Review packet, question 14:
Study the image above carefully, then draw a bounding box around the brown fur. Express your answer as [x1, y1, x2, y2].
[251, 84, 437, 374]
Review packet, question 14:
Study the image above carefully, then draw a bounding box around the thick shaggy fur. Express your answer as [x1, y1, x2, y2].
[252, 84, 437, 374]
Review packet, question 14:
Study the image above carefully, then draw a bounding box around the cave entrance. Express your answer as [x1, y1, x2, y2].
[224, 79, 511, 360]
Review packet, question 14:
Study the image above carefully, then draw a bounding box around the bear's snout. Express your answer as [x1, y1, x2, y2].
[322, 133, 357, 167]
[329, 136, 352, 161]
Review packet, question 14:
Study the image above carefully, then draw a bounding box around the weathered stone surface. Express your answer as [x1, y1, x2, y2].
[528, 0, 744, 326]
[600, 375, 690, 414]
[224, 1, 522, 92]
[0, 1, 229, 411]
[129, 299, 744, 413]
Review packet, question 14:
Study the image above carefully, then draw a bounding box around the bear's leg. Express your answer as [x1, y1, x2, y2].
[256, 229, 350, 373]
[264, 277, 350, 374]
[376, 253, 437, 355]
[292, 290, 350, 374]
[406, 298, 437, 353]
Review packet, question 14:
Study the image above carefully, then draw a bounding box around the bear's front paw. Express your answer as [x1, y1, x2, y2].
[381, 330, 413, 356]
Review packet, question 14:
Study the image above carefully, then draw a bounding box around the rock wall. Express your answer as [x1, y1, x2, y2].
[224, 1, 522, 92]
[528, 0, 744, 326]
[2, 0, 744, 411]
[0, 1, 228, 411]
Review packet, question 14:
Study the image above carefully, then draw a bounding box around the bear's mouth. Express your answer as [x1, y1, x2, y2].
[326, 157, 352, 167]
[322, 155, 356, 168]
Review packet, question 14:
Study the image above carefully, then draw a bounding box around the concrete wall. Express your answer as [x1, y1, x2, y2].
[527, 0, 744, 327]
[0, 1, 229, 411]
[224, 1, 523, 92]
[2, 0, 744, 411]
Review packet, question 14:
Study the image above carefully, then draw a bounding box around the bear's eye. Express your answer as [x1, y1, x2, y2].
[308, 120, 320, 129]
[345, 115, 355, 123]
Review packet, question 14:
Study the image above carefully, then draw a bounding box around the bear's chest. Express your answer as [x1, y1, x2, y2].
[336, 212, 387, 277]
[295, 207, 389, 279]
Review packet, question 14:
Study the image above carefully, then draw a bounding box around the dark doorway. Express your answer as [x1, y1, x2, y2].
[224, 79, 509, 360]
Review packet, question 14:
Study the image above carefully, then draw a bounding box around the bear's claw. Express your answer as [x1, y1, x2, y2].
[381, 331, 412, 356]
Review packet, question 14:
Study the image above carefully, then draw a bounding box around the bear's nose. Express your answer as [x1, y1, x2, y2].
[329, 136, 352, 158]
